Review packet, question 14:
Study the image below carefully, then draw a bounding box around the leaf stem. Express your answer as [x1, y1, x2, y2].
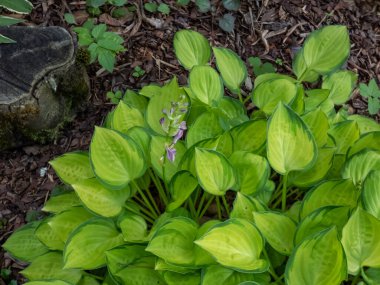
[132, 180, 158, 219]
[188, 197, 197, 219]
[263, 247, 283, 284]
[351, 272, 361, 285]
[237, 89, 243, 103]
[198, 195, 215, 219]
[196, 191, 207, 217]
[83, 272, 104, 281]
[129, 205, 155, 224]
[143, 185, 160, 215]
[216, 196, 222, 220]
[148, 168, 168, 206]
[281, 174, 288, 211]
[221, 195, 230, 216]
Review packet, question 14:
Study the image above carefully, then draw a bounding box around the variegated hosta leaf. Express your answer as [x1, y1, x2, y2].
[167, 171, 198, 212]
[189, 65, 223, 106]
[115, 267, 166, 285]
[286, 227, 347, 285]
[267, 102, 317, 174]
[347, 115, 380, 135]
[213, 47, 247, 94]
[35, 219, 64, 250]
[122, 89, 148, 114]
[322, 70, 357, 105]
[201, 265, 271, 285]
[293, 25, 350, 82]
[341, 207, 380, 275]
[146, 217, 199, 266]
[106, 244, 152, 276]
[42, 192, 81, 213]
[216, 97, 249, 127]
[195, 219, 268, 272]
[64, 218, 124, 269]
[48, 206, 93, 244]
[118, 212, 148, 242]
[347, 131, 380, 158]
[194, 148, 236, 196]
[286, 201, 302, 223]
[301, 108, 330, 147]
[253, 211, 296, 255]
[186, 111, 224, 148]
[252, 78, 298, 115]
[72, 178, 131, 217]
[2, 222, 48, 262]
[342, 149, 380, 188]
[328, 120, 360, 155]
[0, 0, 33, 13]
[111, 101, 145, 134]
[229, 151, 270, 195]
[254, 73, 297, 87]
[20, 252, 82, 284]
[288, 147, 335, 188]
[90, 127, 146, 189]
[362, 170, 380, 219]
[254, 180, 275, 206]
[126, 126, 151, 162]
[155, 258, 196, 274]
[163, 271, 200, 285]
[304, 89, 330, 113]
[294, 206, 351, 245]
[230, 119, 267, 154]
[49, 151, 93, 185]
[173, 30, 211, 70]
[300, 179, 358, 218]
[230, 193, 267, 221]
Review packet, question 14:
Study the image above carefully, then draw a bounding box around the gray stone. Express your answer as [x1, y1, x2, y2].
[0, 26, 90, 151]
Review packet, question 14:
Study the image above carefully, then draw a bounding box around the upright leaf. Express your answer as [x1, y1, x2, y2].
[286, 227, 347, 285]
[111, 101, 145, 134]
[267, 102, 317, 174]
[195, 219, 268, 272]
[213, 47, 247, 94]
[64, 218, 124, 269]
[361, 170, 380, 220]
[253, 212, 296, 255]
[341, 208, 380, 275]
[194, 148, 236, 196]
[174, 30, 211, 70]
[293, 25, 350, 82]
[189, 65, 224, 106]
[322, 70, 357, 105]
[90, 127, 146, 189]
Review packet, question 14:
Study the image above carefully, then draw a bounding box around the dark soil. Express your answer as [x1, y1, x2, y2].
[1, 0, 379, 282]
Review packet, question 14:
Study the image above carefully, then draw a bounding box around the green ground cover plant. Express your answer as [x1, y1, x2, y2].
[3, 25, 380, 285]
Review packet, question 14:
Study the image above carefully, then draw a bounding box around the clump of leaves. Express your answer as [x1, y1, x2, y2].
[0, 0, 33, 43]
[359, 79, 380, 115]
[248, 56, 276, 77]
[144, 2, 171, 15]
[106, 90, 123, 104]
[3, 25, 380, 285]
[73, 20, 125, 72]
[132, 65, 145, 78]
[86, 0, 127, 16]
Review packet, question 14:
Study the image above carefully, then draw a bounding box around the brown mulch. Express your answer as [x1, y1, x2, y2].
[1, 0, 379, 282]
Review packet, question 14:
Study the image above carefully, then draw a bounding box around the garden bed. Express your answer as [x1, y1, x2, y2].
[1, 0, 379, 283]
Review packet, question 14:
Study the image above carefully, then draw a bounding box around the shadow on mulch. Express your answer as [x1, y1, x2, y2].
[1, 0, 379, 282]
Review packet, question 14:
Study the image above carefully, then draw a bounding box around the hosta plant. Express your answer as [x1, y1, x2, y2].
[4, 25, 380, 285]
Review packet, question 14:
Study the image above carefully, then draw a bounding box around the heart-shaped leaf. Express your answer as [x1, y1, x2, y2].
[90, 127, 146, 189]
[174, 30, 211, 70]
[195, 219, 268, 272]
[267, 102, 317, 174]
[64, 218, 124, 269]
[72, 178, 131, 217]
[362, 170, 380, 219]
[213, 47, 247, 94]
[285, 227, 347, 285]
[194, 148, 236, 196]
[341, 207, 380, 275]
[189, 65, 224, 106]
[253, 211, 296, 255]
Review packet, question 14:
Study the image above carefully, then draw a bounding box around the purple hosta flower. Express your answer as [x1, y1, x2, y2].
[173, 121, 187, 144]
[159, 117, 165, 126]
[166, 145, 177, 162]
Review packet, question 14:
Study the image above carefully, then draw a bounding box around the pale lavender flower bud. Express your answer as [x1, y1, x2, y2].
[166, 145, 176, 162]
[159, 117, 165, 126]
